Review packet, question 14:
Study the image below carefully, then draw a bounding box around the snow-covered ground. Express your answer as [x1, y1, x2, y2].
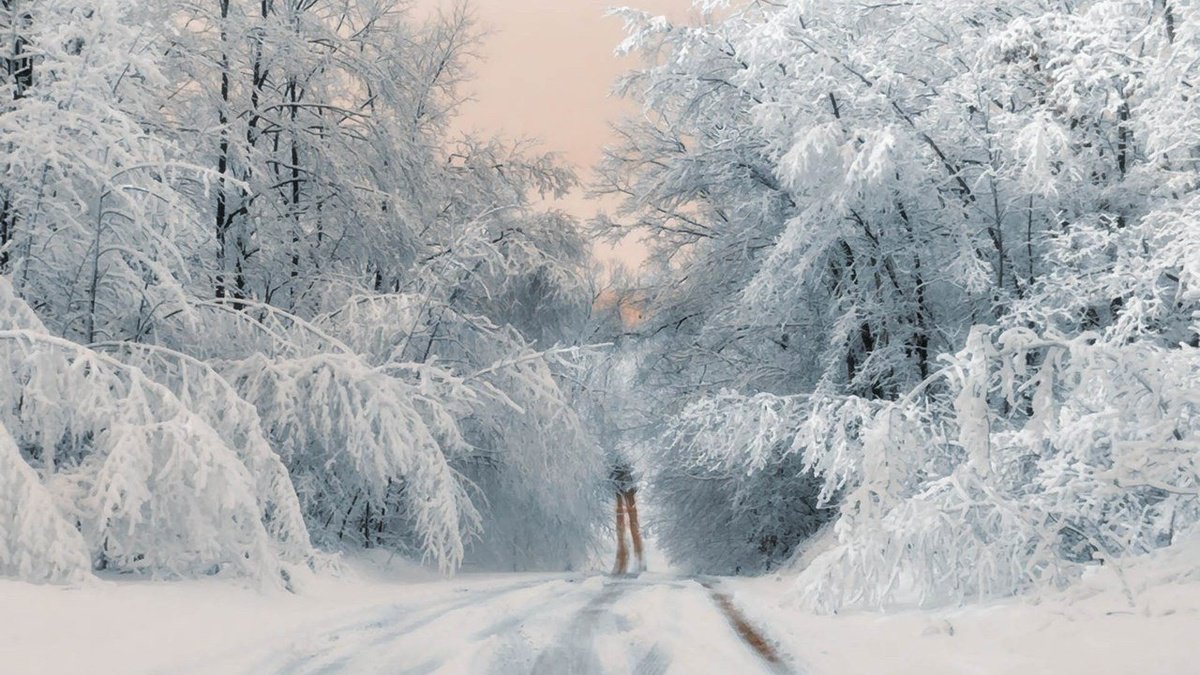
[715, 526, 1200, 674]
[728, 572, 1200, 675]
[0, 558, 776, 675]
[2, 552, 1198, 674]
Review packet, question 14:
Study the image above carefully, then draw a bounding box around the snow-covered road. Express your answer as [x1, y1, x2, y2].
[6, 560, 1200, 675]
[212, 574, 794, 675]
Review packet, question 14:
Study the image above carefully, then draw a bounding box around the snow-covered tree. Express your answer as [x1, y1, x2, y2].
[604, 0, 1200, 594]
[0, 0, 607, 584]
[0, 278, 311, 584]
[0, 0, 206, 342]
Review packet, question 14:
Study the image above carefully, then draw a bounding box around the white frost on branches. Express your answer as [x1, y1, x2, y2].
[0, 420, 91, 583]
[0, 280, 300, 584]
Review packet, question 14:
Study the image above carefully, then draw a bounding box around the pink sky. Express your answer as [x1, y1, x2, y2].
[417, 0, 698, 269]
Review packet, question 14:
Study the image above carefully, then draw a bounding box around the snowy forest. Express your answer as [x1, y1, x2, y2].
[601, 0, 1200, 610]
[3, 0, 1200, 672]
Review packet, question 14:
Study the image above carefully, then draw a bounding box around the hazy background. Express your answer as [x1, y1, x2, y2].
[415, 0, 698, 270]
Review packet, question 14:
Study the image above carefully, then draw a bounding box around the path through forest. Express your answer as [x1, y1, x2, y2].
[214, 574, 797, 674]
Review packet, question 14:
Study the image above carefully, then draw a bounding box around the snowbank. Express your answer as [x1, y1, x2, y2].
[728, 535, 1200, 674]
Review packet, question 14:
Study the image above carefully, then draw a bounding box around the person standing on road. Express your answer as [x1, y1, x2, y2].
[611, 462, 645, 575]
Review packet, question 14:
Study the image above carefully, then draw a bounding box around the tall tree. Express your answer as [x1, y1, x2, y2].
[602, 0, 1200, 587]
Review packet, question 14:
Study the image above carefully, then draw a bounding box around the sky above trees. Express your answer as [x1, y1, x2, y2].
[415, 0, 697, 269]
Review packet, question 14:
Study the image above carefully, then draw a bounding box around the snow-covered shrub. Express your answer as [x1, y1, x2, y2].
[0, 421, 92, 583]
[454, 345, 607, 571]
[0, 281, 93, 582]
[313, 293, 608, 571]
[651, 391, 874, 574]
[798, 329, 1200, 610]
[97, 343, 314, 565]
[223, 352, 478, 572]
[0, 282, 298, 583]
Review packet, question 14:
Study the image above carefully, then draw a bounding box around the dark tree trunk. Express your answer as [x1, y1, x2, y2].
[1, 0, 33, 272]
[215, 0, 233, 299]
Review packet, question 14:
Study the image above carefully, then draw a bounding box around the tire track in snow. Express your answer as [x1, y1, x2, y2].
[250, 577, 558, 675]
[699, 579, 796, 674]
[374, 578, 602, 674]
[211, 574, 802, 675]
[528, 577, 633, 674]
[528, 576, 753, 675]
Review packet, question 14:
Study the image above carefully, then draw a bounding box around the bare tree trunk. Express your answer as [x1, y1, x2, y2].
[1, 0, 33, 273]
[0, 196, 13, 272]
[1155, 0, 1176, 44]
[215, 0, 232, 299]
[86, 191, 106, 343]
[2, 0, 32, 97]
[287, 74, 302, 303]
